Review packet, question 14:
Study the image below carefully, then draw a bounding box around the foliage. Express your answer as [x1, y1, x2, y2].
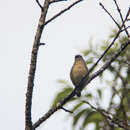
[52, 30, 130, 130]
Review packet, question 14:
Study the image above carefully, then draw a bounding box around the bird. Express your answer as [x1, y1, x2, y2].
[70, 55, 88, 97]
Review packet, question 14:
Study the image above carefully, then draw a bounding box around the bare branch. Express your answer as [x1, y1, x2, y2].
[44, 0, 83, 26]
[32, 40, 130, 129]
[36, 0, 43, 10]
[113, 0, 130, 37]
[99, 2, 121, 29]
[25, 0, 50, 129]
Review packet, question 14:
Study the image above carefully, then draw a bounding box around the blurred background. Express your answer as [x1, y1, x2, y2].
[0, 0, 129, 129]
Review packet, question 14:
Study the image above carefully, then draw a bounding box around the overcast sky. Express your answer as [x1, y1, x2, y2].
[0, 0, 129, 130]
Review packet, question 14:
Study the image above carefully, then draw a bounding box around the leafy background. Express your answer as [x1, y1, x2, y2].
[52, 30, 130, 130]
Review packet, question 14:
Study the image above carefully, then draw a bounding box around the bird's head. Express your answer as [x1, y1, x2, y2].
[75, 55, 82, 59]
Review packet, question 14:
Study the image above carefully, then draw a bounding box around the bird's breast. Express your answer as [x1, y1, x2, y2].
[71, 61, 87, 86]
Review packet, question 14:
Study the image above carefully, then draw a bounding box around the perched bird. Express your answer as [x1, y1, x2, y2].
[70, 55, 88, 97]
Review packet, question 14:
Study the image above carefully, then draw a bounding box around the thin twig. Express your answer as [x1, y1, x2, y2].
[32, 40, 130, 129]
[120, 60, 130, 66]
[99, 2, 121, 29]
[44, 0, 83, 26]
[113, 0, 129, 37]
[36, 0, 43, 10]
[50, 0, 67, 4]
[120, 25, 130, 33]
[61, 107, 73, 113]
[39, 43, 46, 46]
[82, 100, 130, 130]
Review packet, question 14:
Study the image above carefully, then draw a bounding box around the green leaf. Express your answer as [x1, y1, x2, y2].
[109, 28, 118, 38]
[118, 35, 129, 44]
[85, 93, 92, 99]
[81, 50, 91, 56]
[57, 79, 69, 85]
[96, 122, 101, 130]
[73, 108, 92, 126]
[97, 89, 102, 99]
[52, 87, 73, 107]
[100, 41, 109, 51]
[71, 102, 84, 112]
[86, 58, 94, 65]
[82, 111, 104, 128]
[122, 97, 127, 106]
